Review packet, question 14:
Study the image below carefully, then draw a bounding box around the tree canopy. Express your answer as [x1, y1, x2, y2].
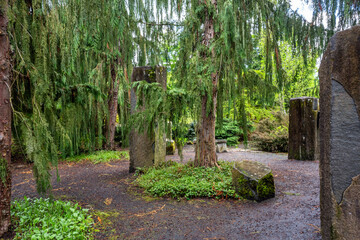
[5, 0, 360, 192]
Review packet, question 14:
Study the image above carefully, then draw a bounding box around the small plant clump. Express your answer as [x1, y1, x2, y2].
[62, 150, 129, 164]
[134, 161, 240, 200]
[11, 197, 94, 239]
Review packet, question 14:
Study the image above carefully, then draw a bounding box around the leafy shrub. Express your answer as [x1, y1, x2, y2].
[251, 111, 288, 152]
[185, 118, 252, 146]
[215, 119, 243, 139]
[134, 161, 239, 199]
[62, 150, 129, 164]
[11, 197, 93, 239]
[184, 122, 196, 142]
[226, 136, 239, 146]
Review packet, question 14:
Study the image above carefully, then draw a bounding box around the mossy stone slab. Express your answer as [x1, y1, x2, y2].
[232, 160, 275, 202]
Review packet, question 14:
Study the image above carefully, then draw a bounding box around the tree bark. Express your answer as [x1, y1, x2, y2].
[194, 0, 219, 167]
[105, 62, 120, 150]
[0, 0, 12, 236]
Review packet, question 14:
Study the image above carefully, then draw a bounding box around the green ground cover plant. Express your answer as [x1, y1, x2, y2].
[134, 161, 239, 200]
[11, 197, 93, 239]
[62, 150, 129, 164]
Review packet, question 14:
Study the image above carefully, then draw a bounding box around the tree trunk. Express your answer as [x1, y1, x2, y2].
[105, 62, 120, 150]
[0, 0, 12, 236]
[195, 88, 218, 167]
[194, 0, 219, 167]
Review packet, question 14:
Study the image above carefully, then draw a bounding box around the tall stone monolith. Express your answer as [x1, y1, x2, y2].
[288, 97, 319, 160]
[129, 66, 167, 173]
[319, 26, 360, 239]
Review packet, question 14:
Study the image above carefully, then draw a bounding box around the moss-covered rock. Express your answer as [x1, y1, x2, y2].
[232, 160, 275, 202]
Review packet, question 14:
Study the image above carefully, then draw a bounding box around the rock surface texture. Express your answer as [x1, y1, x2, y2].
[129, 66, 167, 172]
[232, 160, 275, 202]
[319, 26, 360, 240]
[215, 139, 228, 153]
[288, 97, 319, 161]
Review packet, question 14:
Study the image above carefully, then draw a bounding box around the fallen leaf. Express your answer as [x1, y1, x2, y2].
[283, 191, 301, 196]
[104, 198, 113, 205]
[13, 180, 30, 187]
[307, 223, 321, 233]
[133, 204, 166, 217]
[106, 163, 115, 167]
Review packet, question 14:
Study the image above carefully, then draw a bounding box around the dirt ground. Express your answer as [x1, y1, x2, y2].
[11, 145, 321, 240]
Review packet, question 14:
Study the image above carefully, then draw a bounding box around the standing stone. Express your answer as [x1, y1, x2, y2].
[154, 121, 166, 166]
[215, 139, 228, 153]
[166, 139, 175, 155]
[319, 26, 360, 240]
[232, 160, 275, 202]
[288, 97, 319, 161]
[129, 66, 167, 173]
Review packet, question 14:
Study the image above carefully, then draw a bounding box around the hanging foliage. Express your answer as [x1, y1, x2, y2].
[8, 0, 135, 193]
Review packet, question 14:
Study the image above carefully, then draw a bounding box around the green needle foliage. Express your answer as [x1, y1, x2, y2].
[11, 197, 94, 240]
[8, 0, 180, 193]
[135, 161, 239, 199]
[6, 0, 360, 192]
[175, 0, 327, 125]
[8, 0, 135, 193]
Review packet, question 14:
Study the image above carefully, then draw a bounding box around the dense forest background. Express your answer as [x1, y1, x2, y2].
[1, 0, 360, 236]
[7, 0, 324, 191]
[5, 0, 355, 189]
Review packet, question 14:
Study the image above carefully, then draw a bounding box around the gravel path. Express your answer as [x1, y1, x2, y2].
[11, 146, 321, 240]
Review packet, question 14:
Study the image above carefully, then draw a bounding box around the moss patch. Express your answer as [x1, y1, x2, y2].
[0, 155, 8, 184]
[257, 173, 275, 200]
[233, 174, 257, 199]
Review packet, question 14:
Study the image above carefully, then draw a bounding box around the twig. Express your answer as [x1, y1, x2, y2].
[136, 20, 183, 27]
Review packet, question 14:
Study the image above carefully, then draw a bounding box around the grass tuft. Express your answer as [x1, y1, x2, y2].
[11, 197, 94, 239]
[134, 161, 240, 200]
[62, 150, 129, 164]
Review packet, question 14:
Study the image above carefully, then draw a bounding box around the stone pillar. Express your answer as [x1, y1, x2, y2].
[288, 97, 319, 161]
[129, 66, 167, 173]
[319, 26, 360, 239]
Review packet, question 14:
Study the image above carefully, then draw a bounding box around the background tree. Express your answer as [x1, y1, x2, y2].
[8, 0, 137, 192]
[0, 0, 12, 236]
[2, 3, 359, 235]
[174, 0, 326, 167]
